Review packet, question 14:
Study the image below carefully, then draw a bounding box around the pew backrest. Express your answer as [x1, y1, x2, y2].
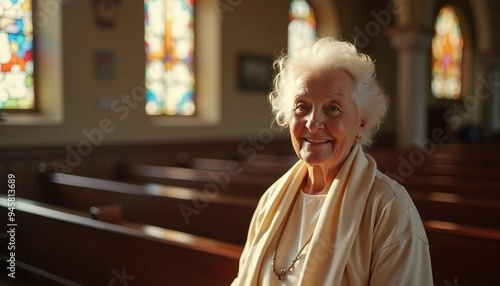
[0, 196, 242, 285]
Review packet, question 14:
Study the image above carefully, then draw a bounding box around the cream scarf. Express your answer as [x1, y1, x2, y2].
[233, 144, 377, 285]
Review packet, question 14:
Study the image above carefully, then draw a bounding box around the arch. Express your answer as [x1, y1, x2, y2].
[395, 0, 493, 52]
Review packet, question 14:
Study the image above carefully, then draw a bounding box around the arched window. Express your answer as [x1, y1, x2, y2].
[288, 0, 316, 58]
[0, 0, 35, 111]
[145, 0, 195, 116]
[431, 5, 463, 99]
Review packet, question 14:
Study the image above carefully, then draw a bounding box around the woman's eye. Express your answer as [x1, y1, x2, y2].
[325, 105, 342, 116]
[293, 103, 310, 115]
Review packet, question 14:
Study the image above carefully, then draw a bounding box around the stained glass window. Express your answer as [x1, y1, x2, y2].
[288, 0, 316, 58]
[145, 0, 195, 116]
[0, 0, 34, 110]
[431, 6, 463, 99]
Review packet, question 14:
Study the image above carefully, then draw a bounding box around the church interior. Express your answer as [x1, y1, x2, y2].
[0, 0, 499, 285]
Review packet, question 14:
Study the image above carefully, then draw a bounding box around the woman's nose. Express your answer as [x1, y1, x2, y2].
[305, 109, 325, 132]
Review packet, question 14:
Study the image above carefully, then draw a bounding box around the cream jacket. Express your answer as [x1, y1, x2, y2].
[232, 144, 433, 285]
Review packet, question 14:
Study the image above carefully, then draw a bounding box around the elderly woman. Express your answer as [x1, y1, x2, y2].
[232, 37, 432, 285]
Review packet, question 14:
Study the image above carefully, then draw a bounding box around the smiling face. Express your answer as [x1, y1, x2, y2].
[290, 69, 363, 175]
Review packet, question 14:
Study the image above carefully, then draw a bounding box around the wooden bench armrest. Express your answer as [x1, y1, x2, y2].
[90, 204, 123, 224]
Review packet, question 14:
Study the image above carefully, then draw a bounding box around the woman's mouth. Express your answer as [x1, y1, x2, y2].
[304, 138, 331, 144]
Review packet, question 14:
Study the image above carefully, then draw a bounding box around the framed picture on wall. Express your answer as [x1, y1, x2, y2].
[238, 54, 274, 92]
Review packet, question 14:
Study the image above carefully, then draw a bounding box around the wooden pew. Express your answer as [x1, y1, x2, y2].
[374, 157, 500, 182]
[244, 150, 500, 183]
[369, 147, 500, 173]
[368, 142, 500, 167]
[370, 149, 500, 199]
[410, 191, 500, 230]
[0, 197, 241, 285]
[429, 153, 500, 166]
[424, 220, 500, 286]
[180, 157, 293, 177]
[1, 197, 498, 285]
[41, 172, 258, 245]
[116, 163, 276, 199]
[377, 160, 500, 181]
[114, 158, 500, 230]
[399, 174, 500, 201]
[49, 171, 500, 245]
[182, 155, 500, 202]
[177, 155, 500, 230]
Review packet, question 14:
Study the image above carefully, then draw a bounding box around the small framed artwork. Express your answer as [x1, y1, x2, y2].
[94, 50, 114, 80]
[238, 54, 274, 92]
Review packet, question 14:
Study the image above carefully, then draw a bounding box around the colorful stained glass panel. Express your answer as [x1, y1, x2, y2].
[0, 0, 34, 110]
[288, 0, 316, 58]
[431, 6, 463, 99]
[145, 0, 195, 116]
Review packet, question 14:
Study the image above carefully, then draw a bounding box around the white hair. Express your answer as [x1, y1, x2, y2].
[269, 37, 388, 148]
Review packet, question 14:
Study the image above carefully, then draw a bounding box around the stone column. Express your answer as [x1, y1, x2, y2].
[386, 27, 433, 149]
[492, 65, 500, 135]
[474, 52, 500, 139]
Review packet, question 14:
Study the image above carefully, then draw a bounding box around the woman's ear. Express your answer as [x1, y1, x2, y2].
[359, 120, 366, 131]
